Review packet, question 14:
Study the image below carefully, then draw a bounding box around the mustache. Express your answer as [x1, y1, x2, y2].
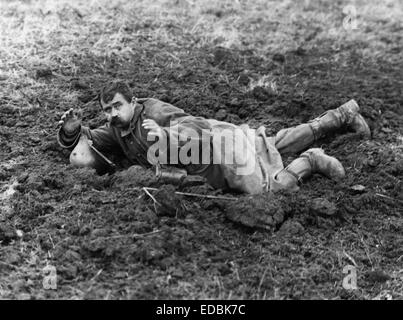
[110, 117, 121, 125]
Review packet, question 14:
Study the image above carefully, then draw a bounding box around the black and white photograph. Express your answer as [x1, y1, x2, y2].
[0, 0, 402, 302]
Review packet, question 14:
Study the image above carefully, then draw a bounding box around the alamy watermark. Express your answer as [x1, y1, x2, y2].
[43, 265, 57, 290]
[342, 265, 358, 290]
[146, 122, 257, 176]
[343, 5, 358, 31]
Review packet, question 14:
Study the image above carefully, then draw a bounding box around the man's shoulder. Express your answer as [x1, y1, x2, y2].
[137, 97, 172, 108]
[138, 98, 184, 116]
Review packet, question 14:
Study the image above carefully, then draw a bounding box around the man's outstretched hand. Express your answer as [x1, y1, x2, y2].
[142, 119, 166, 141]
[58, 108, 81, 134]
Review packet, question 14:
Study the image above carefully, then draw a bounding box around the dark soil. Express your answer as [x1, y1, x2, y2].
[0, 0, 402, 300]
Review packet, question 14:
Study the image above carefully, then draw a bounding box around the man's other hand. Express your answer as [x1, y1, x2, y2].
[58, 108, 81, 134]
[142, 119, 166, 141]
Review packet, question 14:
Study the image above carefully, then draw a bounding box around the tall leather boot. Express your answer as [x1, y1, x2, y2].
[274, 99, 370, 155]
[309, 99, 371, 139]
[273, 148, 345, 191]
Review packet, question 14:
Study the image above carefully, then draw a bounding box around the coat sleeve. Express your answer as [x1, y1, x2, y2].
[57, 124, 120, 154]
[142, 98, 213, 173]
[140, 98, 191, 126]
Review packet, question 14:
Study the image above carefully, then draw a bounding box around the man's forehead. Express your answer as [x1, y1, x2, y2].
[101, 93, 126, 108]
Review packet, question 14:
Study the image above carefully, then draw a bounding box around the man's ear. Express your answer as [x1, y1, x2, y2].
[131, 96, 137, 105]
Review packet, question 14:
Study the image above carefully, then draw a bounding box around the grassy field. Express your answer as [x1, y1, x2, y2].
[0, 0, 402, 299]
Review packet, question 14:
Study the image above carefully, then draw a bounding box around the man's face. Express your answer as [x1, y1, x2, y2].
[100, 93, 134, 129]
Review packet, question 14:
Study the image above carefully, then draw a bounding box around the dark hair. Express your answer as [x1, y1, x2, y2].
[99, 80, 133, 105]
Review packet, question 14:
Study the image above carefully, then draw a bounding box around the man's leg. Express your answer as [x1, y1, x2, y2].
[274, 99, 371, 155]
[272, 148, 346, 191]
[274, 123, 315, 155]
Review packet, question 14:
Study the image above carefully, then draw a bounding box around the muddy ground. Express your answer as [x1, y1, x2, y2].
[0, 0, 402, 299]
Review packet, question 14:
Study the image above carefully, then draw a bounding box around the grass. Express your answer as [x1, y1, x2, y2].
[0, 0, 401, 125]
[0, 0, 402, 300]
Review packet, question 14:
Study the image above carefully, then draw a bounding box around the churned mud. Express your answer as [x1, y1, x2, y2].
[0, 0, 402, 299]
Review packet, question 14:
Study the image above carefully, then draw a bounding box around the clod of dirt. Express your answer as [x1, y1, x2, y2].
[0, 168, 9, 181]
[278, 219, 305, 235]
[213, 47, 229, 63]
[238, 73, 250, 86]
[153, 184, 184, 217]
[366, 270, 390, 284]
[0, 179, 19, 216]
[12, 279, 27, 291]
[293, 46, 306, 56]
[60, 265, 79, 280]
[387, 159, 403, 175]
[225, 193, 288, 231]
[35, 68, 53, 79]
[350, 184, 366, 194]
[212, 47, 237, 68]
[91, 228, 108, 238]
[251, 86, 274, 101]
[71, 79, 90, 90]
[309, 198, 337, 217]
[227, 98, 242, 108]
[25, 172, 46, 188]
[79, 225, 91, 236]
[0, 225, 18, 245]
[272, 53, 286, 64]
[113, 165, 157, 188]
[64, 249, 82, 261]
[211, 10, 223, 18]
[78, 92, 95, 103]
[8, 252, 21, 264]
[215, 109, 227, 121]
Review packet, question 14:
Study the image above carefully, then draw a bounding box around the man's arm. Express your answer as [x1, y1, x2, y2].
[57, 124, 120, 154]
[141, 99, 213, 172]
[140, 98, 191, 127]
[57, 108, 120, 154]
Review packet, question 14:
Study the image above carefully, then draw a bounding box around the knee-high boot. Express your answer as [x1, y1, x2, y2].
[273, 148, 345, 191]
[274, 99, 370, 155]
[309, 99, 371, 140]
